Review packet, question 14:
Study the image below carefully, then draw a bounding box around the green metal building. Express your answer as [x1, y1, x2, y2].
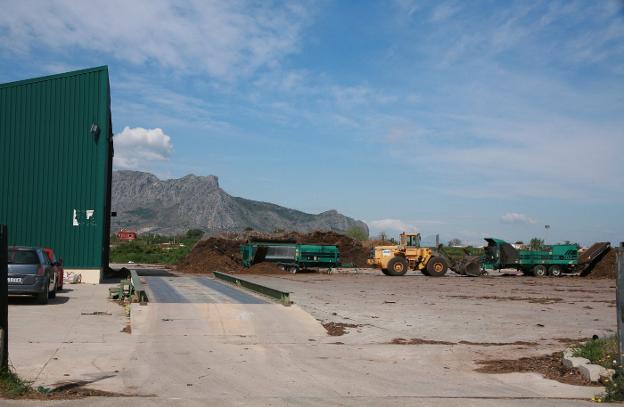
[0, 67, 114, 283]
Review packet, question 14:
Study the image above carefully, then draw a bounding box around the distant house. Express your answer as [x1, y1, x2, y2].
[117, 229, 137, 241]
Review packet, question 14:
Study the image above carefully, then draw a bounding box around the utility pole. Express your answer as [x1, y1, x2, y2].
[617, 243, 624, 367]
[544, 225, 550, 245]
[0, 225, 8, 371]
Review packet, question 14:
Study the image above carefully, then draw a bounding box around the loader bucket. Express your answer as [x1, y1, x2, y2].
[453, 256, 482, 277]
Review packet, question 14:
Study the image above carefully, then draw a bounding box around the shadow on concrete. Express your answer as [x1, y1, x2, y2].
[134, 269, 177, 277]
[8, 295, 70, 306]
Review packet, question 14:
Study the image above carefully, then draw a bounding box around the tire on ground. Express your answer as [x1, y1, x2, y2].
[49, 275, 56, 299]
[426, 256, 448, 277]
[386, 256, 409, 276]
[381, 268, 391, 276]
[548, 265, 562, 277]
[532, 264, 547, 277]
[36, 281, 49, 304]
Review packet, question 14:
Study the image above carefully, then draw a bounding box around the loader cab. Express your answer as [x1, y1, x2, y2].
[400, 233, 421, 248]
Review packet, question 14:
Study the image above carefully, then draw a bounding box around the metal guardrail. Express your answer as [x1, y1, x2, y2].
[213, 271, 291, 306]
[130, 269, 148, 303]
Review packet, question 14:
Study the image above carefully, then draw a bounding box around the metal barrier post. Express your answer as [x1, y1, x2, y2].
[617, 244, 624, 367]
[0, 225, 8, 371]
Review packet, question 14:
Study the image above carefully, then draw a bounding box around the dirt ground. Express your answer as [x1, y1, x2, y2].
[242, 270, 616, 386]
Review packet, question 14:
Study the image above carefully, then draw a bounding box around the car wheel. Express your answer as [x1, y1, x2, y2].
[36, 282, 49, 304]
[49, 275, 56, 299]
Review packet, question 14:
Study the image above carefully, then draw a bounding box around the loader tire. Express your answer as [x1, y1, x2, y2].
[386, 257, 408, 276]
[421, 268, 431, 276]
[426, 257, 448, 277]
[381, 268, 391, 276]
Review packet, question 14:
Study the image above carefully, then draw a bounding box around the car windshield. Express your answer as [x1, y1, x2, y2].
[8, 249, 39, 265]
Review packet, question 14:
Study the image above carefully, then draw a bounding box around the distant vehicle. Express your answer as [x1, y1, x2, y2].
[7, 246, 57, 304]
[43, 247, 64, 291]
[368, 233, 452, 277]
[481, 238, 611, 277]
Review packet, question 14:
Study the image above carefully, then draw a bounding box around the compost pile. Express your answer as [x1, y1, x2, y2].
[585, 248, 617, 279]
[175, 230, 370, 274]
[175, 237, 242, 274]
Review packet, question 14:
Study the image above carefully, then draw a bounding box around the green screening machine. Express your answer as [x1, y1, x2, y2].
[480, 238, 611, 277]
[240, 240, 340, 272]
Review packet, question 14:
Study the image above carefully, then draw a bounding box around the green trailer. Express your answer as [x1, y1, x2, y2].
[240, 242, 340, 272]
[481, 238, 610, 277]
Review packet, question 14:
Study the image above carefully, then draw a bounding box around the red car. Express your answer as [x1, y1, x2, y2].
[43, 248, 64, 292]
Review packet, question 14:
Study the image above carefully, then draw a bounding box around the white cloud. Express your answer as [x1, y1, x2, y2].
[113, 127, 173, 169]
[0, 0, 312, 80]
[368, 219, 419, 233]
[500, 213, 536, 225]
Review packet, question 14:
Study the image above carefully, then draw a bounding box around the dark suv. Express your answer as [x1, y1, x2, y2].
[8, 246, 57, 304]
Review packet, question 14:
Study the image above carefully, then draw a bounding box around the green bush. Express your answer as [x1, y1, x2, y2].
[110, 234, 202, 265]
[572, 336, 618, 369]
[0, 367, 33, 398]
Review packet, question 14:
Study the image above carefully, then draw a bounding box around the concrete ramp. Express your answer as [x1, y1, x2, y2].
[134, 275, 325, 342]
[131, 303, 325, 340]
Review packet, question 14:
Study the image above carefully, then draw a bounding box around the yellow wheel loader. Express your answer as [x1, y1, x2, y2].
[367, 233, 450, 277]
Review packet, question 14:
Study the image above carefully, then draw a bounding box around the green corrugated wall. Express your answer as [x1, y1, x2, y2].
[0, 66, 113, 270]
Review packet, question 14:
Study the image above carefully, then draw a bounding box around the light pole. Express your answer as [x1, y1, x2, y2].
[544, 225, 550, 245]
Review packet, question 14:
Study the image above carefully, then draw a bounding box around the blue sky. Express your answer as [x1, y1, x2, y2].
[1, 0, 623, 246]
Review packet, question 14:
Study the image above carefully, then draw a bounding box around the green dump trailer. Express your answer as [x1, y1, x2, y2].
[480, 238, 611, 277]
[240, 242, 340, 272]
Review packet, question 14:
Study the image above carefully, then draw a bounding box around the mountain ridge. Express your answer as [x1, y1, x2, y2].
[111, 170, 369, 236]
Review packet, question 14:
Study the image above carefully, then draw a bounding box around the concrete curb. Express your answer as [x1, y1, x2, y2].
[563, 348, 614, 383]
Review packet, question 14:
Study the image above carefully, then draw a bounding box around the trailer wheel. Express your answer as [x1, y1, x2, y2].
[532, 265, 547, 277]
[426, 257, 448, 277]
[386, 257, 408, 276]
[548, 265, 562, 277]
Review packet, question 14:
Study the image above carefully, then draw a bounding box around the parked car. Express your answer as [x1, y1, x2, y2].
[7, 246, 57, 304]
[43, 247, 64, 291]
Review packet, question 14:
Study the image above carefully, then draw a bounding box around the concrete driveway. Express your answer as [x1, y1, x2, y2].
[3, 270, 602, 406]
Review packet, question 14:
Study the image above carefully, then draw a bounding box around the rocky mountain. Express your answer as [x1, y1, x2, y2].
[111, 170, 369, 236]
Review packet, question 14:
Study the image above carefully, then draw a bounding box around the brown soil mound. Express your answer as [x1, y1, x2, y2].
[586, 248, 617, 279]
[176, 230, 371, 274]
[175, 237, 242, 273]
[475, 352, 598, 386]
